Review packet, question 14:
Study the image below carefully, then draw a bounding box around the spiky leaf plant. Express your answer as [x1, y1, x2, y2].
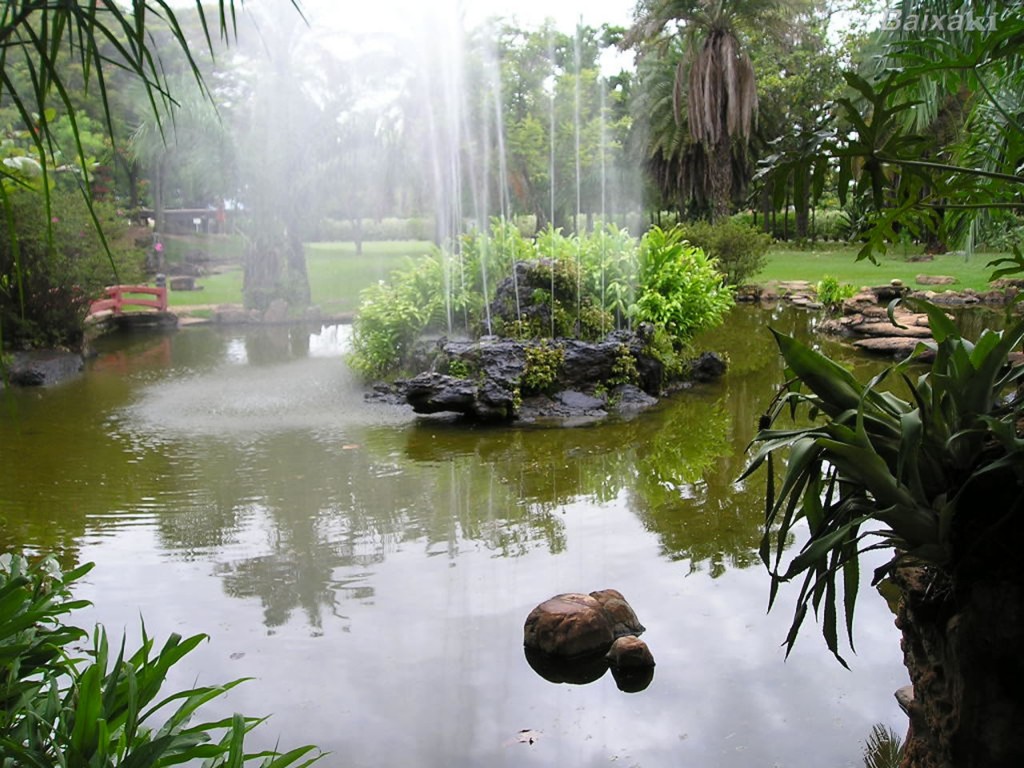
[0, 553, 322, 767]
[741, 297, 1024, 665]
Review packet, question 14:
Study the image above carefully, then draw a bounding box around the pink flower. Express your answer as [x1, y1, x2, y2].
[51, 216, 59, 223]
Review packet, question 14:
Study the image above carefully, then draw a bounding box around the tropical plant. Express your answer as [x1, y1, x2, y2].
[633, 225, 734, 344]
[348, 251, 445, 379]
[522, 340, 565, 394]
[626, 0, 784, 221]
[742, 297, 1024, 766]
[815, 274, 856, 311]
[759, 2, 1024, 260]
[0, 187, 143, 349]
[862, 723, 904, 768]
[0, 552, 321, 767]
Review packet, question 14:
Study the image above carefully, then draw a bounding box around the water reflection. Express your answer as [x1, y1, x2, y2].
[0, 308, 913, 767]
[1, 309, 887, 615]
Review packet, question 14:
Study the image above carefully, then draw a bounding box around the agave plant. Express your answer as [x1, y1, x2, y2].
[742, 296, 1024, 766]
[742, 297, 1024, 662]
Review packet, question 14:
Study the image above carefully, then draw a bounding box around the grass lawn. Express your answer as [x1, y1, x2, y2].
[758, 244, 1006, 293]
[164, 238, 1009, 312]
[305, 241, 434, 313]
[166, 240, 433, 312]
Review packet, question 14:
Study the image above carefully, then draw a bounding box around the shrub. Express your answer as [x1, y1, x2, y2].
[675, 220, 772, 286]
[607, 343, 639, 387]
[0, 553, 321, 767]
[348, 221, 641, 378]
[814, 209, 849, 242]
[521, 341, 564, 394]
[633, 226, 734, 347]
[0, 187, 143, 349]
[348, 253, 444, 378]
[816, 275, 856, 310]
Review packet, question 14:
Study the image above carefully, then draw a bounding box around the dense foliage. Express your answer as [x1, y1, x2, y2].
[0, 188, 142, 349]
[633, 226, 735, 339]
[743, 299, 1024, 664]
[349, 222, 732, 379]
[674, 219, 772, 285]
[0, 553, 321, 767]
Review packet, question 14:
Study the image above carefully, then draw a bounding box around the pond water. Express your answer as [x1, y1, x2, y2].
[0, 306, 910, 767]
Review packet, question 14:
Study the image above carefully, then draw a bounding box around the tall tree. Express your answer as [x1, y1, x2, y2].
[129, 76, 235, 237]
[230, 3, 338, 311]
[627, 0, 782, 221]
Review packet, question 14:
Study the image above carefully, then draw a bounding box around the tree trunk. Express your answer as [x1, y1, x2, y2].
[286, 229, 311, 307]
[893, 566, 1024, 768]
[708, 135, 732, 223]
[760, 184, 772, 234]
[243, 227, 309, 312]
[153, 159, 166, 235]
[352, 218, 363, 257]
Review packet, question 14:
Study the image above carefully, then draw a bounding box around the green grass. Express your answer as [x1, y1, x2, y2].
[305, 241, 434, 313]
[166, 267, 243, 307]
[164, 238, 1010, 312]
[166, 240, 433, 311]
[757, 244, 1007, 293]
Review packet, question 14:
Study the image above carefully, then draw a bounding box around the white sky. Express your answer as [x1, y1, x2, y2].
[302, 0, 636, 34]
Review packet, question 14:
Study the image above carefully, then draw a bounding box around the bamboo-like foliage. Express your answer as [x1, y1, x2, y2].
[0, 1, 300, 321]
[741, 298, 1024, 664]
[0, 553, 323, 766]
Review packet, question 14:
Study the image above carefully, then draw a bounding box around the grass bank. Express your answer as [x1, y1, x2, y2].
[758, 245, 1005, 293]
[164, 237, 1008, 313]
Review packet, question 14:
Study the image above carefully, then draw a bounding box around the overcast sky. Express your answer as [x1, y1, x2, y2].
[303, 0, 636, 34]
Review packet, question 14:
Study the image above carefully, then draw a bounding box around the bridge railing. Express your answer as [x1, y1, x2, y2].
[88, 285, 168, 316]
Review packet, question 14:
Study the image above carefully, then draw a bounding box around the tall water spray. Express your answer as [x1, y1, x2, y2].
[312, 1, 643, 340]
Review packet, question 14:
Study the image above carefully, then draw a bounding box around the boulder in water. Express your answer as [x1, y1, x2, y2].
[523, 589, 645, 659]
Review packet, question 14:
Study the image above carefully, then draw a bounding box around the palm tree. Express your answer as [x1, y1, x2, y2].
[129, 76, 235, 239]
[626, 0, 782, 221]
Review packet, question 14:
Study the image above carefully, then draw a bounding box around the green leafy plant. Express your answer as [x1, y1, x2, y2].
[447, 358, 470, 378]
[0, 187, 143, 349]
[633, 226, 734, 349]
[348, 252, 445, 378]
[607, 344, 639, 387]
[521, 341, 564, 395]
[676, 220, 772, 286]
[815, 275, 856, 311]
[863, 723, 904, 768]
[0, 553, 321, 767]
[742, 297, 1024, 665]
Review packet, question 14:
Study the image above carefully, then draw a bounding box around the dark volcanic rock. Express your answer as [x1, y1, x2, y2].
[403, 371, 515, 421]
[687, 351, 727, 382]
[394, 319, 725, 424]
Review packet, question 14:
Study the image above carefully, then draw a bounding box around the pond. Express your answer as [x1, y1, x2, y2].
[0, 306, 909, 767]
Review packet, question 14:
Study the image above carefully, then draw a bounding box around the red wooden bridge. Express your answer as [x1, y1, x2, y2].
[87, 285, 177, 329]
